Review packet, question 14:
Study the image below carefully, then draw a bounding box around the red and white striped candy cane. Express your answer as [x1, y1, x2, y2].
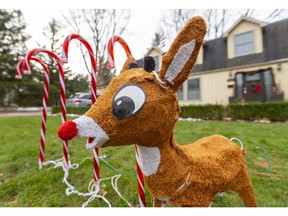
[15, 59, 24, 79]
[24, 48, 70, 171]
[107, 35, 132, 70]
[107, 35, 146, 207]
[16, 57, 31, 79]
[16, 57, 50, 168]
[61, 34, 99, 186]
[135, 145, 146, 207]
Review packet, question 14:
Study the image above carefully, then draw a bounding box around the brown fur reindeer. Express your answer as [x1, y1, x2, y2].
[58, 16, 257, 207]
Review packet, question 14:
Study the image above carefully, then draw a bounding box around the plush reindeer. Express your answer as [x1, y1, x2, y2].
[58, 16, 257, 207]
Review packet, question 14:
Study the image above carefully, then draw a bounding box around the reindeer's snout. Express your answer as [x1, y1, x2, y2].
[58, 120, 78, 141]
[57, 115, 109, 149]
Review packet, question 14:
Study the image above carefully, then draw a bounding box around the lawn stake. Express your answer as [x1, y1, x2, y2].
[61, 34, 100, 187]
[107, 35, 132, 69]
[107, 35, 146, 207]
[16, 57, 50, 169]
[24, 48, 70, 171]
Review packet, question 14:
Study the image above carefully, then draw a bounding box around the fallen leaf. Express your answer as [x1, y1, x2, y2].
[254, 157, 270, 168]
[99, 188, 107, 197]
[256, 172, 286, 178]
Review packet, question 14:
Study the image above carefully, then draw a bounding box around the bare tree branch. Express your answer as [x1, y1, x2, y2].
[62, 9, 131, 88]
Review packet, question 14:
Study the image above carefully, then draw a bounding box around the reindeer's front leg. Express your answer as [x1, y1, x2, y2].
[153, 197, 168, 207]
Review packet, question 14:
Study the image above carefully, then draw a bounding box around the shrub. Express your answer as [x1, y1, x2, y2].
[179, 104, 225, 120]
[227, 102, 288, 122]
[52, 106, 90, 115]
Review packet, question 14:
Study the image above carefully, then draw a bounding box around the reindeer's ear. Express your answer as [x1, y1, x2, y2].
[120, 56, 137, 74]
[159, 16, 206, 91]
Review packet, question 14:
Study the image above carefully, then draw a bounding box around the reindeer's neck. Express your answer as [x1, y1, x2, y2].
[137, 136, 191, 197]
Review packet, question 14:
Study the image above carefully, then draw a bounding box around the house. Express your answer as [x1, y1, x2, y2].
[138, 16, 288, 105]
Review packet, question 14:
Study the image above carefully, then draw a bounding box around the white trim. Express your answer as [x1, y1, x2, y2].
[223, 16, 267, 37]
[190, 58, 288, 76]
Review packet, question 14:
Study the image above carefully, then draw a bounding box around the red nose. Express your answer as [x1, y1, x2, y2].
[57, 120, 78, 141]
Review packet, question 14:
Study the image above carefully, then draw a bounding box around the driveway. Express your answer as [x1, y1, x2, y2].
[0, 107, 51, 117]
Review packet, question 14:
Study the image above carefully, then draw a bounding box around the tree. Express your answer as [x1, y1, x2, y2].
[62, 9, 131, 88]
[64, 73, 90, 97]
[0, 9, 31, 106]
[0, 10, 30, 81]
[151, 31, 166, 49]
[37, 18, 90, 104]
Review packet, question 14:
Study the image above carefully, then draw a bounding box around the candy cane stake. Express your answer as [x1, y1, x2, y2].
[24, 48, 70, 171]
[107, 35, 132, 69]
[16, 57, 50, 169]
[15, 59, 24, 79]
[61, 34, 99, 186]
[107, 35, 146, 207]
[16, 58, 31, 78]
[135, 145, 146, 207]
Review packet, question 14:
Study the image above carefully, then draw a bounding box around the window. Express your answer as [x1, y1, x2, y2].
[188, 78, 200, 100]
[234, 31, 254, 56]
[177, 85, 184, 100]
[153, 56, 160, 71]
[236, 73, 243, 98]
[246, 73, 260, 82]
[81, 94, 92, 100]
[263, 70, 273, 101]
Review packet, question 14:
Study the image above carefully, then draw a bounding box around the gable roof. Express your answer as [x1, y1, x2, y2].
[223, 16, 267, 37]
[145, 46, 166, 56]
[192, 17, 288, 73]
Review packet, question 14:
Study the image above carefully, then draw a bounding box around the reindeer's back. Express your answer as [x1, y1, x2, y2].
[180, 135, 246, 187]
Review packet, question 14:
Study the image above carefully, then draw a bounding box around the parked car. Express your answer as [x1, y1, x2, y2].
[67, 92, 92, 107]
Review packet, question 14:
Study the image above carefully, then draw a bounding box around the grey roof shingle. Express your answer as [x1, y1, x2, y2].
[192, 18, 288, 73]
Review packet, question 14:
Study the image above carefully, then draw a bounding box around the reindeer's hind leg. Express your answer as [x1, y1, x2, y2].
[232, 168, 257, 207]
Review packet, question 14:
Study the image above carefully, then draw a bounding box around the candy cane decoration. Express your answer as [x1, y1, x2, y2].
[61, 34, 99, 186]
[135, 145, 146, 207]
[16, 57, 50, 169]
[24, 48, 70, 171]
[107, 35, 146, 207]
[107, 35, 132, 69]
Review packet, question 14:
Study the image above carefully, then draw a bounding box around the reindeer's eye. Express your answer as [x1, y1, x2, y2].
[112, 83, 146, 120]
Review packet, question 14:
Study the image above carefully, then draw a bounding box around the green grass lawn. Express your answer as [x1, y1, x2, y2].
[0, 115, 287, 207]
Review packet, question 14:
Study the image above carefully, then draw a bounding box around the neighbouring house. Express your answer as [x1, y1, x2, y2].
[137, 16, 288, 105]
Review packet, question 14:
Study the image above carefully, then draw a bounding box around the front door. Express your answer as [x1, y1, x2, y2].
[235, 69, 274, 102]
[243, 72, 265, 102]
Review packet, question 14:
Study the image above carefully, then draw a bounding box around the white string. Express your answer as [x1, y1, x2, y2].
[41, 155, 132, 207]
[111, 174, 132, 207]
[151, 71, 169, 89]
[176, 172, 191, 192]
[63, 168, 112, 207]
[230, 137, 244, 150]
[61, 158, 131, 207]
[40, 157, 79, 170]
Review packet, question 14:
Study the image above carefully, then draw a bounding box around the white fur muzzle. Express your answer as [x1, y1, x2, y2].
[73, 115, 109, 149]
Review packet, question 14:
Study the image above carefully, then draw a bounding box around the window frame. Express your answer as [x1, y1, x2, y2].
[187, 78, 201, 100]
[234, 30, 255, 56]
[176, 85, 184, 101]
